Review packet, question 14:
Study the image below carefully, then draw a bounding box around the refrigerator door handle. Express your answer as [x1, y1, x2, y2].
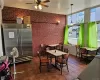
[20, 29, 23, 55]
[17, 29, 20, 53]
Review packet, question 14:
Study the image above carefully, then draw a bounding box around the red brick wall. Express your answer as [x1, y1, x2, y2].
[2, 6, 66, 56]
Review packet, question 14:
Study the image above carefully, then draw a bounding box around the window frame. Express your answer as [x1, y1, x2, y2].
[67, 5, 100, 45]
[67, 11, 85, 25]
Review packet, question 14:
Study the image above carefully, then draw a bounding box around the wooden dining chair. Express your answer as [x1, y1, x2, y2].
[56, 43, 63, 51]
[37, 51, 50, 73]
[39, 44, 47, 56]
[56, 53, 69, 75]
[80, 48, 96, 63]
[80, 48, 87, 59]
[63, 47, 69, 53]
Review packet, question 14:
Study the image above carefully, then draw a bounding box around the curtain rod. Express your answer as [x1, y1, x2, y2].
[68, 21, 100, 27]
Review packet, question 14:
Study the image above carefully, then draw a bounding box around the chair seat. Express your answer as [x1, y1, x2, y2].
[57, 58, 66, 64]
[82, 54, 96, 57]
[41, 59, 49, 63]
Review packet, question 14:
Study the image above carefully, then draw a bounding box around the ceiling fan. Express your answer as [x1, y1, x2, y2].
[26, 0, 50, 10]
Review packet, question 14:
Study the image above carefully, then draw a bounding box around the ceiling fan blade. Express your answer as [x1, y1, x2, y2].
[26, 3, 34, 4]
[42, 0, 50, 3]
[35, 0, 37, 2]
[41, 3, 49, 7]
[37, 0, 41, 2]
[43, 5, 49, 7]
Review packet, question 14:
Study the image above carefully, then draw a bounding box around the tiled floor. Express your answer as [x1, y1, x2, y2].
[11, 55, 87, 80]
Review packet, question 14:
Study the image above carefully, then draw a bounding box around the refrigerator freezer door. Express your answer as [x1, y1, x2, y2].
[3, 24, 21, 57]
[20, 25, 33, 56]
[2, 24, 33, 63]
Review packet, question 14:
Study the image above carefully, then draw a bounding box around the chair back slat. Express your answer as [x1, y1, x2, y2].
[39, 44, 47, 56]
[37, 51, 41, 60]
[62, 53, 69, 61]
[80, 48, 87, 54]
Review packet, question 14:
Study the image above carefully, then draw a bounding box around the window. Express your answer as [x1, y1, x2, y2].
[90, 7, 100, 21]
[68, 26, 79, 39]
[68, 26, 79, 45]
[68, 11, 84, 25]
[90, 7, 100, 41]
[67, 11, 83, 44]
[90, 7, 100, 47]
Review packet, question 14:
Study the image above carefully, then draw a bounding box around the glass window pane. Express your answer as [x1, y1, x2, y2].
[68, 26, 79, 38]
[77, 12, 84, 23]
[90, 8, 96, 21]
[90, 7, 100, 21]
[96, 7, 100, 21]
[68, 15, 71, 25]
[72, 14, 77, 24]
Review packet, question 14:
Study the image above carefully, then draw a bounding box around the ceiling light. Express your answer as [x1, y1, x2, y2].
[39, 5, 42, 10]
[70, 4, 73, 26]
[35, 5, 38, 9]
[70, 22, 74, 26]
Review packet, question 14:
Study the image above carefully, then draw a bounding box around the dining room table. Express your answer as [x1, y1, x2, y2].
[46, 49, 68, 70]
[48, 44, 59, 47]
[81, 47, 98, 54]
[47, 44, 59, 50]
[80, 47, 98, 64]
[81, 47, 98, 51]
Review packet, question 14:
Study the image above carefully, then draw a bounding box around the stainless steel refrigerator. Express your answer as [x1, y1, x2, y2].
[2, 24, 33, 63]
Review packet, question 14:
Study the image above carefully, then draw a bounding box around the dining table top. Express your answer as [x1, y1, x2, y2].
[81, 47, 98, 51]
[46, 50, 67, 56]
[48, 44, 59, 47]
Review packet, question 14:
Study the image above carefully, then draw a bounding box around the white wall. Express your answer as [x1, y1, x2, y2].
[68, 38, 77, 45]
[67, 0, 100, 14]
[64, 44, 76, 56]
[67, 38, 77, 55]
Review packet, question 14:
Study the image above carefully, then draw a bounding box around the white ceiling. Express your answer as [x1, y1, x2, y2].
[3, 0, 100, 15]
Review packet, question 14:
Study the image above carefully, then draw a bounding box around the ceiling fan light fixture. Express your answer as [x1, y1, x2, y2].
[70, 4, 73, 26]
[70, 22, 74, 26]
[35, 5, 38, 9]
[39, 5, 42, 10]
[70, 19, 74, 26]
[26, 0, 50, 10]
